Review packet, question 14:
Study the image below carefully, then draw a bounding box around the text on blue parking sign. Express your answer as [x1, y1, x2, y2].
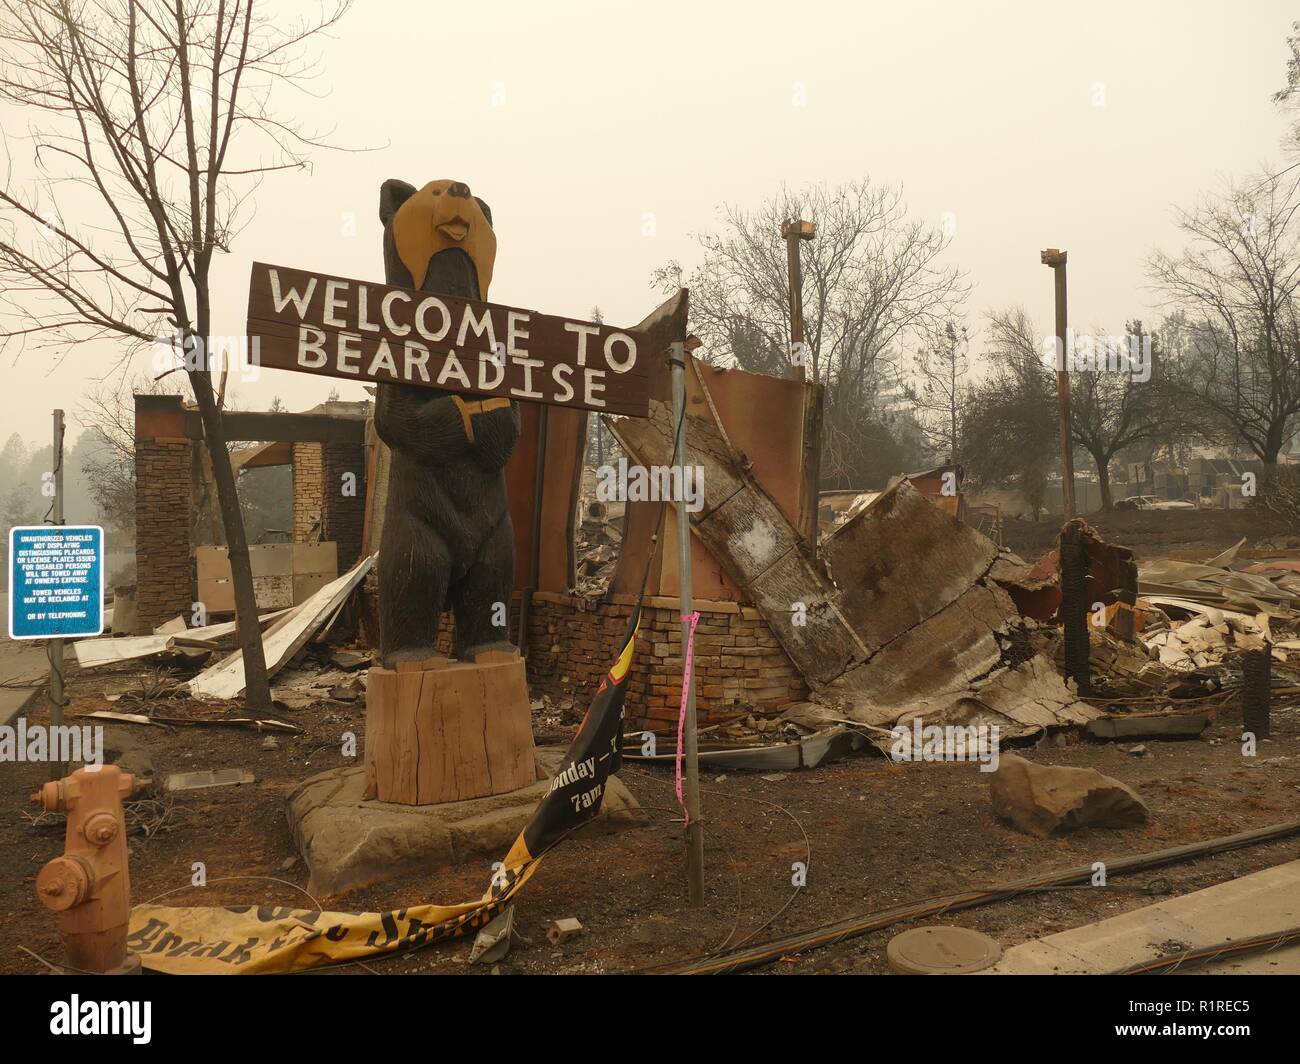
[7, 525, 105, 640]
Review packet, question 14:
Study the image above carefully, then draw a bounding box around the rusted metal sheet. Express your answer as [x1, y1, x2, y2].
[609, 397, 866, 686]
[824, 582, 1013, 718]
[607, 354, 817, 602]
[689, 361, 814, 535]
[822, 480, 998, 651]
[506, 403, 586, 594]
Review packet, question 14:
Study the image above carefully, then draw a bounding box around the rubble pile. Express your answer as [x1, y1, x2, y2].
[573, 499, 622, 598]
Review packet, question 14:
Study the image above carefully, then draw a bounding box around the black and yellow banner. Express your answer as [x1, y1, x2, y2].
[125, 608, 640, 974]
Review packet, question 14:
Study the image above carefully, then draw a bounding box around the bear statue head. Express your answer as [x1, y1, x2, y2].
[378, 178, 496, 302]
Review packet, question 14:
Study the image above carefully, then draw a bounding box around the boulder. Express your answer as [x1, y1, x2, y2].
[286, 747, 645, 896]
[989, 753, 1148, 836]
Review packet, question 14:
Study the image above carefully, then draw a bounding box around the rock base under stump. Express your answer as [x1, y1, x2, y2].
[286, 747, 645, 896]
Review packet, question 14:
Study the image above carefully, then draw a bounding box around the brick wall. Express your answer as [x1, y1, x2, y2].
[133, 439, 193, 632]
[428, 592, 807, 729]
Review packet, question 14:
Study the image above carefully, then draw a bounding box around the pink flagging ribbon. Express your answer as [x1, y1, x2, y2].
[675, 610, 701, 825]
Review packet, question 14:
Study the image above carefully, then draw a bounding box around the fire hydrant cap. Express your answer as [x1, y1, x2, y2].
[32, 780, 64, 812]
[36, 856, 93, 912]
[84, 811, 119, 846]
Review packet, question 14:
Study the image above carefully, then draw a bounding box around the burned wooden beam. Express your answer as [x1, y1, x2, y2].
[183, 409, 366, 444]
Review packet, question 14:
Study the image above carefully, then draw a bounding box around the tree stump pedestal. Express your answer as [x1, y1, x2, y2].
[364, 652, 537, 805]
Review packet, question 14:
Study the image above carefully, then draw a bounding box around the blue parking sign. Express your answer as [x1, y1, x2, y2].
[7, 525, 105, 640]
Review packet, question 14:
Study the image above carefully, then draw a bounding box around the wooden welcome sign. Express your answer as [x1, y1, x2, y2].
[247, 262, 660, 416]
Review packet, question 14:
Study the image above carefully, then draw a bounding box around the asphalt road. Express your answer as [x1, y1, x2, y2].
[0, 591, 48, 725]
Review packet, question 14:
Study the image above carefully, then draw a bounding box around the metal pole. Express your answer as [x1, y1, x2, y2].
[1041, 249, 1076, 519]
[782, 219, 820, 555]
[781, 219, 815, 383]
[670, 341, 705, 905]
[518, 405, 549, 656]
[50, 409, 65, 780]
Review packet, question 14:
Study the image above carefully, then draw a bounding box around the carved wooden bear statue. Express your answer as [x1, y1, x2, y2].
[374, 178, 519, 666]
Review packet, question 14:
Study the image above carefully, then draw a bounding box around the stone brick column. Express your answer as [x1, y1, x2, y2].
[133, 395, 194, 633]
[291, 440, 365, 570]
[292, 442, 324, 543]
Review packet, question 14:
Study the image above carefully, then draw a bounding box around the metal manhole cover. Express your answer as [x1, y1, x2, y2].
[886, 926, 1003, 974]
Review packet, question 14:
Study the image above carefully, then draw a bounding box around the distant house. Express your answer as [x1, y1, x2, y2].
[1125, 459, 1188, 501]
[1124, 451, 1296, 507]
[1187, 456, 1260, 501]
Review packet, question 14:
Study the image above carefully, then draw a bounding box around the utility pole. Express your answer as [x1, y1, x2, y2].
[49, 408, 66, 780]
[783, 218, 822, 555]
[669, 340, 705, 905]
[782, 218, 816, 382]
[1041, 249, 1076, 519]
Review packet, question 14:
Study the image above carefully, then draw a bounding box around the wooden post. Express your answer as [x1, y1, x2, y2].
[671, 341, 705, 905]
[1041, 248, 1076, 518]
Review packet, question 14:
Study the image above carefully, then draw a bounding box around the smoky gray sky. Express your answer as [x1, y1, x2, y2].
[1, 0, 1296, 444]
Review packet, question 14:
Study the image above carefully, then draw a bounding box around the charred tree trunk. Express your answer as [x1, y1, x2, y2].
[186, 361, 273, 712]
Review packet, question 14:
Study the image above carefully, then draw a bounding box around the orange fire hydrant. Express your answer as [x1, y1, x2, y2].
[32, 763, 141, 974]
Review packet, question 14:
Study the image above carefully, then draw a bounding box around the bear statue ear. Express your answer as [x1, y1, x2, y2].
[379, 179, 418, 225]
[475, 196, 493, 228]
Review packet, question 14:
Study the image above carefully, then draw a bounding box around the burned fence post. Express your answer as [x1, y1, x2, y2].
[1110, 552, 1139, 643]
[1059, 518, 1091, 696]
[1242, 645, 1272, 740]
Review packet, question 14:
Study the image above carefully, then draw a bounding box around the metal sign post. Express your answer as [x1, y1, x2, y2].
[51, 410, 65, 780]
[669, 341, 705, 905]
[5, 409, 86, 780]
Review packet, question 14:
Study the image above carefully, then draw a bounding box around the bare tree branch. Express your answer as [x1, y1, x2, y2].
[0, 0, 354, 711]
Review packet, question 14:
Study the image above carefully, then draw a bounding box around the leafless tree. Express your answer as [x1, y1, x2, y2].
[653, 180, 966, 485]
[1148, 171, 1300, 466]
[905, 318, 968, 463]
[78, 372, 182, 537]
[962, 307, 1058, 519]
[1067, 320, 1179, 510]
[965, 308, 1176, 513]
[0, 0, 350, 709]
[1275, 21, 1300, 159]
